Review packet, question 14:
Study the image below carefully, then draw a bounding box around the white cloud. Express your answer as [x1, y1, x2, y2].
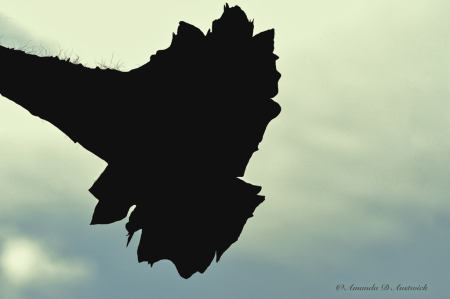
[0, 236, 96, 287]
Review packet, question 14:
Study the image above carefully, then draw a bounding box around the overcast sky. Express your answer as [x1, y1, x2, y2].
[1, 0, 450, 298]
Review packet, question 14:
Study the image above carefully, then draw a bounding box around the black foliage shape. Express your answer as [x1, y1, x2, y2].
[0, 3, 281, 278]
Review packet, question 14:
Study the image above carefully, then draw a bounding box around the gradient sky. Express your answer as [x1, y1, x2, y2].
[1, 0, 450, 298]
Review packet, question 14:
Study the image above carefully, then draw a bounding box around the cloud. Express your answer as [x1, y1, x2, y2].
[0, 235, 96, 288]
[231, 0, 450, 273]
[0, 233, 97, 299]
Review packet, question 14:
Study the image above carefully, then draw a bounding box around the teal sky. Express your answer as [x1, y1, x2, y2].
[1, 0, 450, 298]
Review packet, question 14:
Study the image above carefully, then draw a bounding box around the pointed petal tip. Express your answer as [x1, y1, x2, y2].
[216, 250, 223, 262]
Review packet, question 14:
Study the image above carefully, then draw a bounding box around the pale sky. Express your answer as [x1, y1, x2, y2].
[1, 0, 450, 298]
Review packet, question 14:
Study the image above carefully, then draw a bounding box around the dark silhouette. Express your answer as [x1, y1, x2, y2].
[0, 4, 281, 278]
